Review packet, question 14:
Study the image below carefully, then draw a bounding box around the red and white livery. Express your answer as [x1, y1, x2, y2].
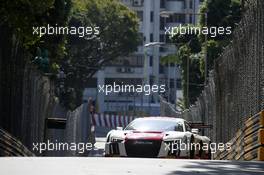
[105, 117, 211, 159]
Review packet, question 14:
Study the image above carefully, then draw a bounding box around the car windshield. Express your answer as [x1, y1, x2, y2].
[124, 119, 184, 132]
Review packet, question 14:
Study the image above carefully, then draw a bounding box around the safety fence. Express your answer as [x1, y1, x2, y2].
[91, 113, 137, 129]
[160, 0, 264, 147]
[214, 110, 264, 161]
[21, 65, 56, 152]
[0, 128, 34, 156]
[160, 96, 181, 117]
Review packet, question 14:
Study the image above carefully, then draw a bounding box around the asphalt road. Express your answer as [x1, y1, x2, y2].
[88, 137, 106, 157]
[0, 158, 263, 175]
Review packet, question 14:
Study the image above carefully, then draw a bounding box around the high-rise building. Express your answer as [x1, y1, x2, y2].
[83, 0, 202, 115]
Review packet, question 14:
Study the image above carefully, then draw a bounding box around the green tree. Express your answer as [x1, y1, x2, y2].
[59, 0, 140, 109]
[199, 0, 242, 74]
[0, 0, 72, 135]
[0, 0, 72, 62]
[167, 0, 241, 109]
[0, 0, 54, 47]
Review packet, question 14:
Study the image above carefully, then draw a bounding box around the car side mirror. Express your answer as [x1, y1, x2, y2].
[191, 128, 199, 134]
[116, 127, 123, 130]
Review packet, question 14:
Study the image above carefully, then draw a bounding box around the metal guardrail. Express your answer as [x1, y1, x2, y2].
[0, 128, 34, 156]
[214, 110, 264, 161]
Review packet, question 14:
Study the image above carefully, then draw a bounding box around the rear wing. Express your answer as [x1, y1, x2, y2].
[189, 123, 213, 129]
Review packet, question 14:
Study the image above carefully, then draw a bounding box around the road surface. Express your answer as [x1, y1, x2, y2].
[88, 137, 106, 157]
[0, 158, 263, 175]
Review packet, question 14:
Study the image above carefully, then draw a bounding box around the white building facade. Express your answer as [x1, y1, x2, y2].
[83, 0, 202, 115]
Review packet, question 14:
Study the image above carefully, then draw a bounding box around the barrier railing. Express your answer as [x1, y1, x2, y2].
[214, 110, 264, 161]
[0, 128, 34, 156]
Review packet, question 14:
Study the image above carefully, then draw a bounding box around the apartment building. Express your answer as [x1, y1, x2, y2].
[83, 0, 202, 115]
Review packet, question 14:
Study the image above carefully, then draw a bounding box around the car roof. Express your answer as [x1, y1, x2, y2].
[133, 117, 185, 123]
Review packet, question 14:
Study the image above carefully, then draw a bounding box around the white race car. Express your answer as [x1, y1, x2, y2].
[105, 117, 211, 159]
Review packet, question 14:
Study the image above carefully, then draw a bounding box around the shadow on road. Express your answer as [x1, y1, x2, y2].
[166, 160, 264, 175]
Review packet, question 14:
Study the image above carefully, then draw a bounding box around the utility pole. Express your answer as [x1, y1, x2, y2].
[186, 56, 190, 108]
[204, 12, 208, 86]
[168, 62, 171, 103]
[174, 65, 177, 109]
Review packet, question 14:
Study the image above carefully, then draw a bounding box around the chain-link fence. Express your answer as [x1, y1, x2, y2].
[21, 64, 56, 151]
[1, 60, 92, 156]
[160, 96, 181, 117]
[213, 0, 264, 143]
[160, 0, 264, 144]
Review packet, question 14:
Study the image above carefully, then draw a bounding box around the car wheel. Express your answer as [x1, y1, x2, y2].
[199, 141, 204, 158]
[189, 136, 195, 159]
[207, 141, 212, 159]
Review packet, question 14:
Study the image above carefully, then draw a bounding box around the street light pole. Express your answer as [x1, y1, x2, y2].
[143, 46, 150, 114]
[160, 10, 208, 107]
[144, 42, 165, 115]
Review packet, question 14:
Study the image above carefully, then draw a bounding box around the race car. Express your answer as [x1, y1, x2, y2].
[105, 117, 211, 159]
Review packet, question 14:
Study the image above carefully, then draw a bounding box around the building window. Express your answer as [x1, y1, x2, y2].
[165, 34, 171, 43]
[160, 0, 165, 8]
[136, 11, 143, 21]
[177, 79, 182, 89]
[189, 15, 193, 24]
[150, 11, 154, 22]
[170, 79, 174, 88]
[160, 34, 165, 42]
[183, 0, 187, 9]
[150, 77, 154, 86]
[150, 33, 153, 42]
[132, 0, 144, 7]
[167, 0, 186, 9]
[189, 0, 193, 9]
[149, 56, 153, 67]
[159, 47, 166, 52]
[135, 55, 144, 66]
[159, 64, 164, 74]
[160, 17, 165, 30]
[139, 33, 144, 45]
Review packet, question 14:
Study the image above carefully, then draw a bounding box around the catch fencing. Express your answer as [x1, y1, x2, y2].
[0, 63, 93, 156]
[160, 96, 181, 117]
[160, 0, 264, 150]
[21, 65, 56, 152]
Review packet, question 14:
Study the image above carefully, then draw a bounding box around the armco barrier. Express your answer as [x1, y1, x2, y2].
[214, 111, 264, 161]
[0, 128, 34, 156]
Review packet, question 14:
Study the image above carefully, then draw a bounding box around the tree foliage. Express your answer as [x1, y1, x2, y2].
[167, 0, 242, 109]
[67, 0, 139, 78]
[58, 0, 140, 109]
[0, 0, 72, 61]
[1, 0, 140, 110]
